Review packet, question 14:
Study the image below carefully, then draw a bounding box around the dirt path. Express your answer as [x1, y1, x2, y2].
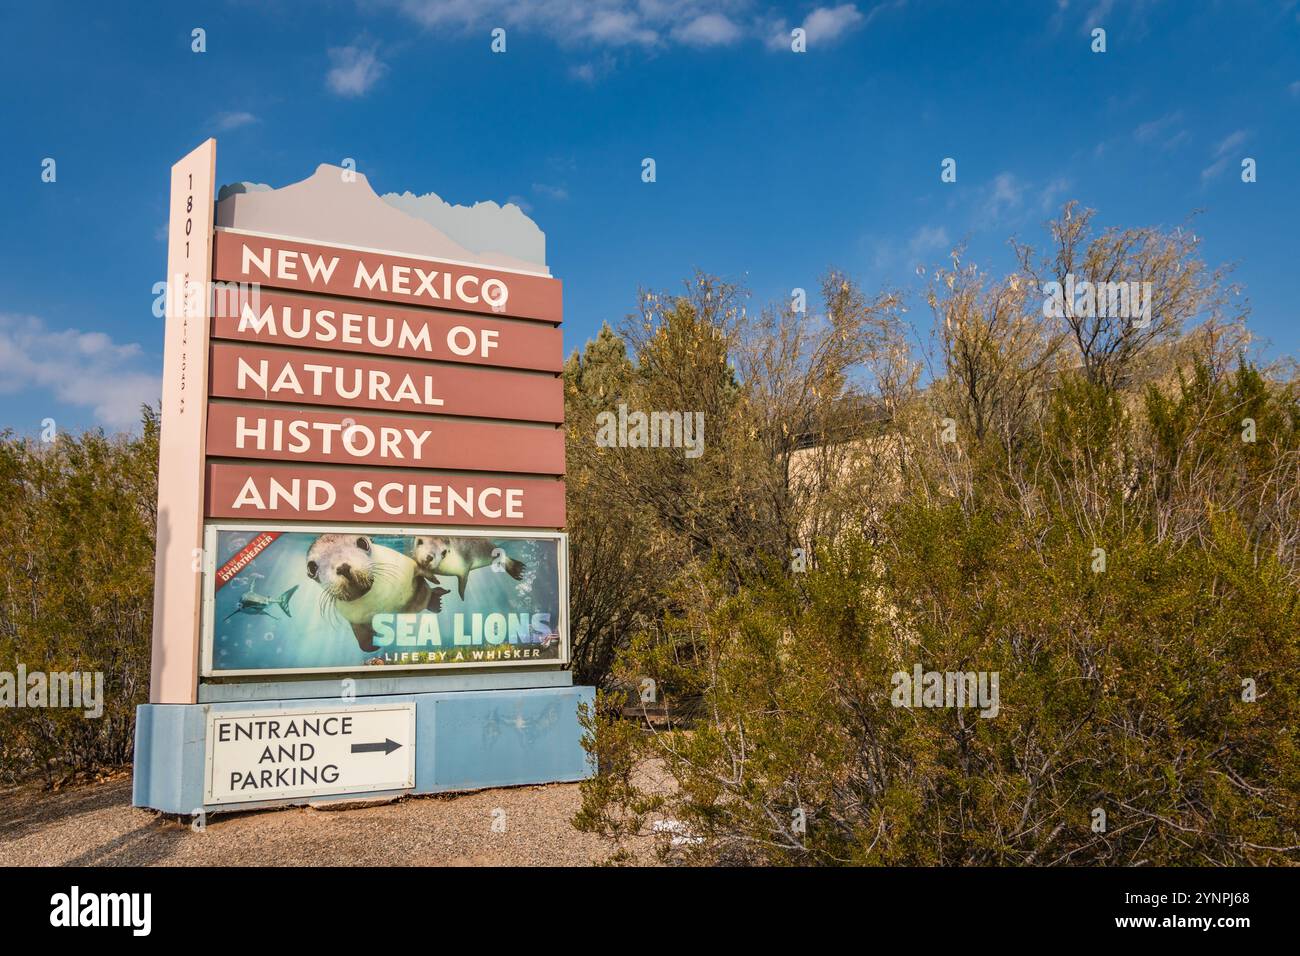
[0, 772, 656, 867]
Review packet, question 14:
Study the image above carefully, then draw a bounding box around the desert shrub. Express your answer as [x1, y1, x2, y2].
[575, 206, 1300, 864]
[0, 410, 157, 784]
[577, 506, 1300, 865]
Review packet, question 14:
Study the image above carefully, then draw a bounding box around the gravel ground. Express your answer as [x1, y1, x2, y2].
[0, 770, 665, 867]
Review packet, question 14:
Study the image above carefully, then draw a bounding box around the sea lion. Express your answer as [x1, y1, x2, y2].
[305, 533, 450, 652]
[412, 536, 525, 600]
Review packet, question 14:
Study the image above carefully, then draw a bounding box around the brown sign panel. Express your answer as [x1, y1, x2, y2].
[211, 288, 563, 373]
[212, 230, 562, 323]
[206, 462, 566, 527]
[209, 343, 563, 423]
[206, 403, 564, 475]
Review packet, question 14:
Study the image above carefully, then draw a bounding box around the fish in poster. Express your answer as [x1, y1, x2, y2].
[223, 584, 299, 623]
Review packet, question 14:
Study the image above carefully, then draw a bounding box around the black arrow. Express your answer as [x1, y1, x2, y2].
[351, 738, 401, 755]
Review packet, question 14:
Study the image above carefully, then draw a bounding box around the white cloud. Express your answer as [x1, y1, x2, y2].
[766, 3, 869, 50]
[327, 42, 388, 97]
[1133, 110, 1182, 144]
[532, 182, 569, 200]
[0, 314, 159, 430]
[211, 110, 259, 131]
[983, 171, 1024, 220]
[1053, 0, 1157, 37]
[1212, 129, 1248, 157]
[1200, 157, 1230, 182]
[982, 170, 1071, 222]
[864, 221, 948, 275]
[1083, 0, 1117, 28]
[1201, 129, 1248, 182]
[1038, 176, 1072, 213]
[505, 194, 534, 214]
[387, 2, 871, 54]
[568, 53, 616, 83]
[586, 8, 658, 45]
[672, 13, 743, 46]
[1290, 80, 1300, 97]
[907, 225, 949, 257]
[390, 0, 729, 47]
[803, 4, 866, 42]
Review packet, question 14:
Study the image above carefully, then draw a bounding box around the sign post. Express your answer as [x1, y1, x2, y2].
[150, 138, 216, 705]
[134, 143, 592, 814]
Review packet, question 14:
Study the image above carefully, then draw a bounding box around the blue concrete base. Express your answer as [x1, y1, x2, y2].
[133, 684, 595, 814]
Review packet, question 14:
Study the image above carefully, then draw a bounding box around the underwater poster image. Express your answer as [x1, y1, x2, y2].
[205, 528, 565, 674]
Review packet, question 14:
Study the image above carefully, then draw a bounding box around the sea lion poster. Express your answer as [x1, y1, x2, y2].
[202, 527, 566, 675]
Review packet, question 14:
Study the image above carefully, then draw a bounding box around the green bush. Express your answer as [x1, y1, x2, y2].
[576, 338, 1300, 865]
[0, 411, 158, 784]
[577, 507, 1300, 865]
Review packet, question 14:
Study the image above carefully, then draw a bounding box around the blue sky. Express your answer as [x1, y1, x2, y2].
[1, 0, 1297, 433]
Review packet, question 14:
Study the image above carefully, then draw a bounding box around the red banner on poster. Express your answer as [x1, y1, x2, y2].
[213, 531, 282, 590]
